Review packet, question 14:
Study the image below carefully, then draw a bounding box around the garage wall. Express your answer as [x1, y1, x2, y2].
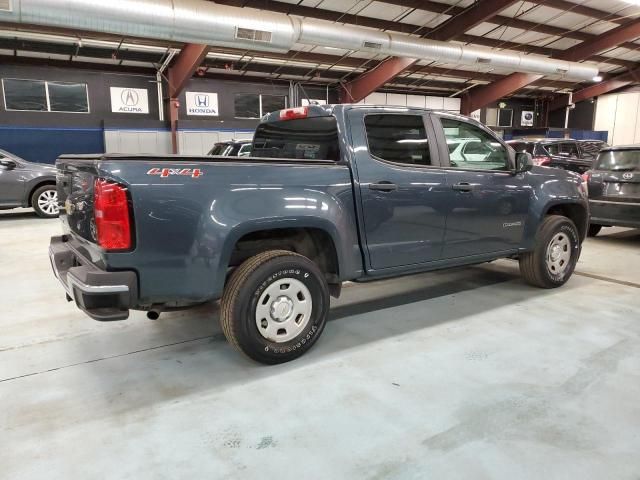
[358, 92, 461, 113]
[594, 92, 640, 145]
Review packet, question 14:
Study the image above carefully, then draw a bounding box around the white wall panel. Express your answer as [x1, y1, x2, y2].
[424, 96, 444, 110]
[406, 95, 426, 108]
[386, 93, 407, 106]
[596, 92, 640, 146]
[443, 97, 461, 112]
[365, 92, 387, 104]
[104, 130, 172, 154]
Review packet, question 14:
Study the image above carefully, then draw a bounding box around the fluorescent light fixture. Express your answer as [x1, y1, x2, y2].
[622, 0, 640, 5]
[592, 75, 603, 82]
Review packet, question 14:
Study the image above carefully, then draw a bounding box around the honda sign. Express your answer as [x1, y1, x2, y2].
[186, 92, 219, 116]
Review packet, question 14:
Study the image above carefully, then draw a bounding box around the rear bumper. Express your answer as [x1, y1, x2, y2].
[589, 199, 640, 228]
[49, 235, 138, 321]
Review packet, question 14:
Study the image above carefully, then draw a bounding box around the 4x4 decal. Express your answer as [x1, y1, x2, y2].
[147, 168, 203, 178]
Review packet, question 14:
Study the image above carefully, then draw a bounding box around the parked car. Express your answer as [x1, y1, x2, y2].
[507, 138, 608, 174]
[583, 145, 640, 236]
[49, 105, 588, 364]
[207, 139, 252, 157]
[0, 148, 59, 218]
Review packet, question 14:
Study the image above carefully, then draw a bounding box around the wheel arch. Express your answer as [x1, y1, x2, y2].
[26, 179, 57, 207]
[542, 201, 588, 241]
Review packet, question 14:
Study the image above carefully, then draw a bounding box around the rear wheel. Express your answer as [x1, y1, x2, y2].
[31, 185, 59, 218]
[220, 250, 330, 364]
[519, 215, 581, 288]
[587, 224, 602, 237]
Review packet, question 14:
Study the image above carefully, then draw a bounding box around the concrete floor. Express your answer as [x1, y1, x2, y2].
[1, 207, 639, 480]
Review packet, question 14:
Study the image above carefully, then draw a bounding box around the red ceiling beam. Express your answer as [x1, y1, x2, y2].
[461, 20, 640, 114]
[167, 43, 210, 153]
[340, 0, 519, 102]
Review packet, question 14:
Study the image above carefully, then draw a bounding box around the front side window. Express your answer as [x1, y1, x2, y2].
[441, 117, 509, 171]
[2, 78, 89, 113]
[364, 114, 431, 166]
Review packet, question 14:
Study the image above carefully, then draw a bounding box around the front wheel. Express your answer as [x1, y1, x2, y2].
[519, 215, 581, 288]
[220, 250, 330, 364]
[31, 185, 59, 218]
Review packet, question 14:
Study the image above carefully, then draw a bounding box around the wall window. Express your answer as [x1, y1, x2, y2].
[441, 117, 509, 171]
[364, 114, 431, 166]
[497, 108, 513, 127]
[234, 93, 287, 118]
[2, 78, 89, 113]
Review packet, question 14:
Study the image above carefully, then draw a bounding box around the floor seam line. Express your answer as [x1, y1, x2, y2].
[0, 335, 214, 384]
[574, 270, 640, 289]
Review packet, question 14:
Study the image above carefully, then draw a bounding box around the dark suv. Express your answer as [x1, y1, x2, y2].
[507, 138, 607, 174]
[584, 145, 640, 236]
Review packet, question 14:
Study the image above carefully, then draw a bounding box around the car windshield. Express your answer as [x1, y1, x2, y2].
[508, 142, 535, 154]
[596, 150, 640, 171]
[208, 143, 232, 156]
[252, 116, 340, 161]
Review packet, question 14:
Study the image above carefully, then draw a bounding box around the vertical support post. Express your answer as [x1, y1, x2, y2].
[170, 98, 179, 154]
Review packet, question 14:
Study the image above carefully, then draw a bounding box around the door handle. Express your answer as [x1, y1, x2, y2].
[369, 181, 398, 192]
[452, 182, 474, 192]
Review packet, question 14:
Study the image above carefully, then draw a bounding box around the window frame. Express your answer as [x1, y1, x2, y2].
[432, 113, 515, 173]
[362, 112, 442, 169]
[2, 78, 90, 114]
[234, 93, 288, 119]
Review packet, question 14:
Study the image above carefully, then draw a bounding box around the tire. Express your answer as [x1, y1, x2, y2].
[587, 224, 602, 237]
[519, 215, 581, 289]
[31, 185, 59, 218]
[220, 250, 330, 364]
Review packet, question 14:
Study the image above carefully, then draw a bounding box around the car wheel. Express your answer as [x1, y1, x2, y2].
[220, 250, 330, 364]
[519, 215, 581, 289]
[31, 185, 59, 218]
[587, 224, 602, 237]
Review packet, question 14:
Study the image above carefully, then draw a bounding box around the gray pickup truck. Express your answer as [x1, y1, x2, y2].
[50, 105, 588, 363]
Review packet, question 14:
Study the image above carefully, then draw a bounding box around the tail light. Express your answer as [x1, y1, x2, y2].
[279, 106, 308, 120]
[532, 156, 550, 166]
[94, 179, 132, 251]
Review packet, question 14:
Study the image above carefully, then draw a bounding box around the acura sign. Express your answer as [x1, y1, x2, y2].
[186, 91, 219, 116]
[110, 87, 149, 114]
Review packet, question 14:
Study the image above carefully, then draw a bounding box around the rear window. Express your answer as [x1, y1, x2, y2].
[208, 143, 232, 156]
[252, 116, 340, 161]
[596, 150, 640, 171]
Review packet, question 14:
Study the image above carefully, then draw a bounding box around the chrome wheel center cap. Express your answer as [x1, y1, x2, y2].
[270, 296, 294, 322]
[550, 244, 561, 261]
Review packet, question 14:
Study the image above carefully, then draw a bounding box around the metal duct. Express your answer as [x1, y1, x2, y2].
[0, 0, 599, 81]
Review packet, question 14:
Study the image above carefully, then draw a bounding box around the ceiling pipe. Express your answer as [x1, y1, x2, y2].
[0, 0, 599, 81]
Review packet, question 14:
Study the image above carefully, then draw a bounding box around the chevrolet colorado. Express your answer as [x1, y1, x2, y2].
[49, 105, 588, 363]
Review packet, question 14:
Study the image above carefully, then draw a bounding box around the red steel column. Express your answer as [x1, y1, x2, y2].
[167, 44, 210, 154]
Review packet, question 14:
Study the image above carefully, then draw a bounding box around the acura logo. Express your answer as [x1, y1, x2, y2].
[623, 172, 634, 180]
[121, 89, 139, 106]
[195, 94, 210, 107]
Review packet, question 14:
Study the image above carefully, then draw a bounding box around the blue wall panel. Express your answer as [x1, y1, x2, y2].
[0, 126, 104, 164]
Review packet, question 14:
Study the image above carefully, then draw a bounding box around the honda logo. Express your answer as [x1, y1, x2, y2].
[195, 94, 210, 107]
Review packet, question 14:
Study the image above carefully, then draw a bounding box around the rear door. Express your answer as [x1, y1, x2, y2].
[432, 114, 530, 258]
[349, 109, 448, 270]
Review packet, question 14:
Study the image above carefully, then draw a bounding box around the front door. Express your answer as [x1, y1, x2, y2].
[0, 154, 25, 206]
[349, 110, 448, 270]
[433, 115, 530, 258]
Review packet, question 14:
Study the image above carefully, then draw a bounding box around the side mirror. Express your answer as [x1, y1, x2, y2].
[515, 152, 533, 173]
[0, 160, 17, 171]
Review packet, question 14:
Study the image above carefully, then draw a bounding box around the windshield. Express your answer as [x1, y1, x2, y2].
[208, 143, 232, 156]
[595, 150, 640, 171]
[252, 116, 340, 161]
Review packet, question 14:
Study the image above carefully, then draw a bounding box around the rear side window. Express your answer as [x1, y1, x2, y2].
[596, 150, 640, 171]
[364, 114, 431, 166]
[252, 116, 340, 161]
